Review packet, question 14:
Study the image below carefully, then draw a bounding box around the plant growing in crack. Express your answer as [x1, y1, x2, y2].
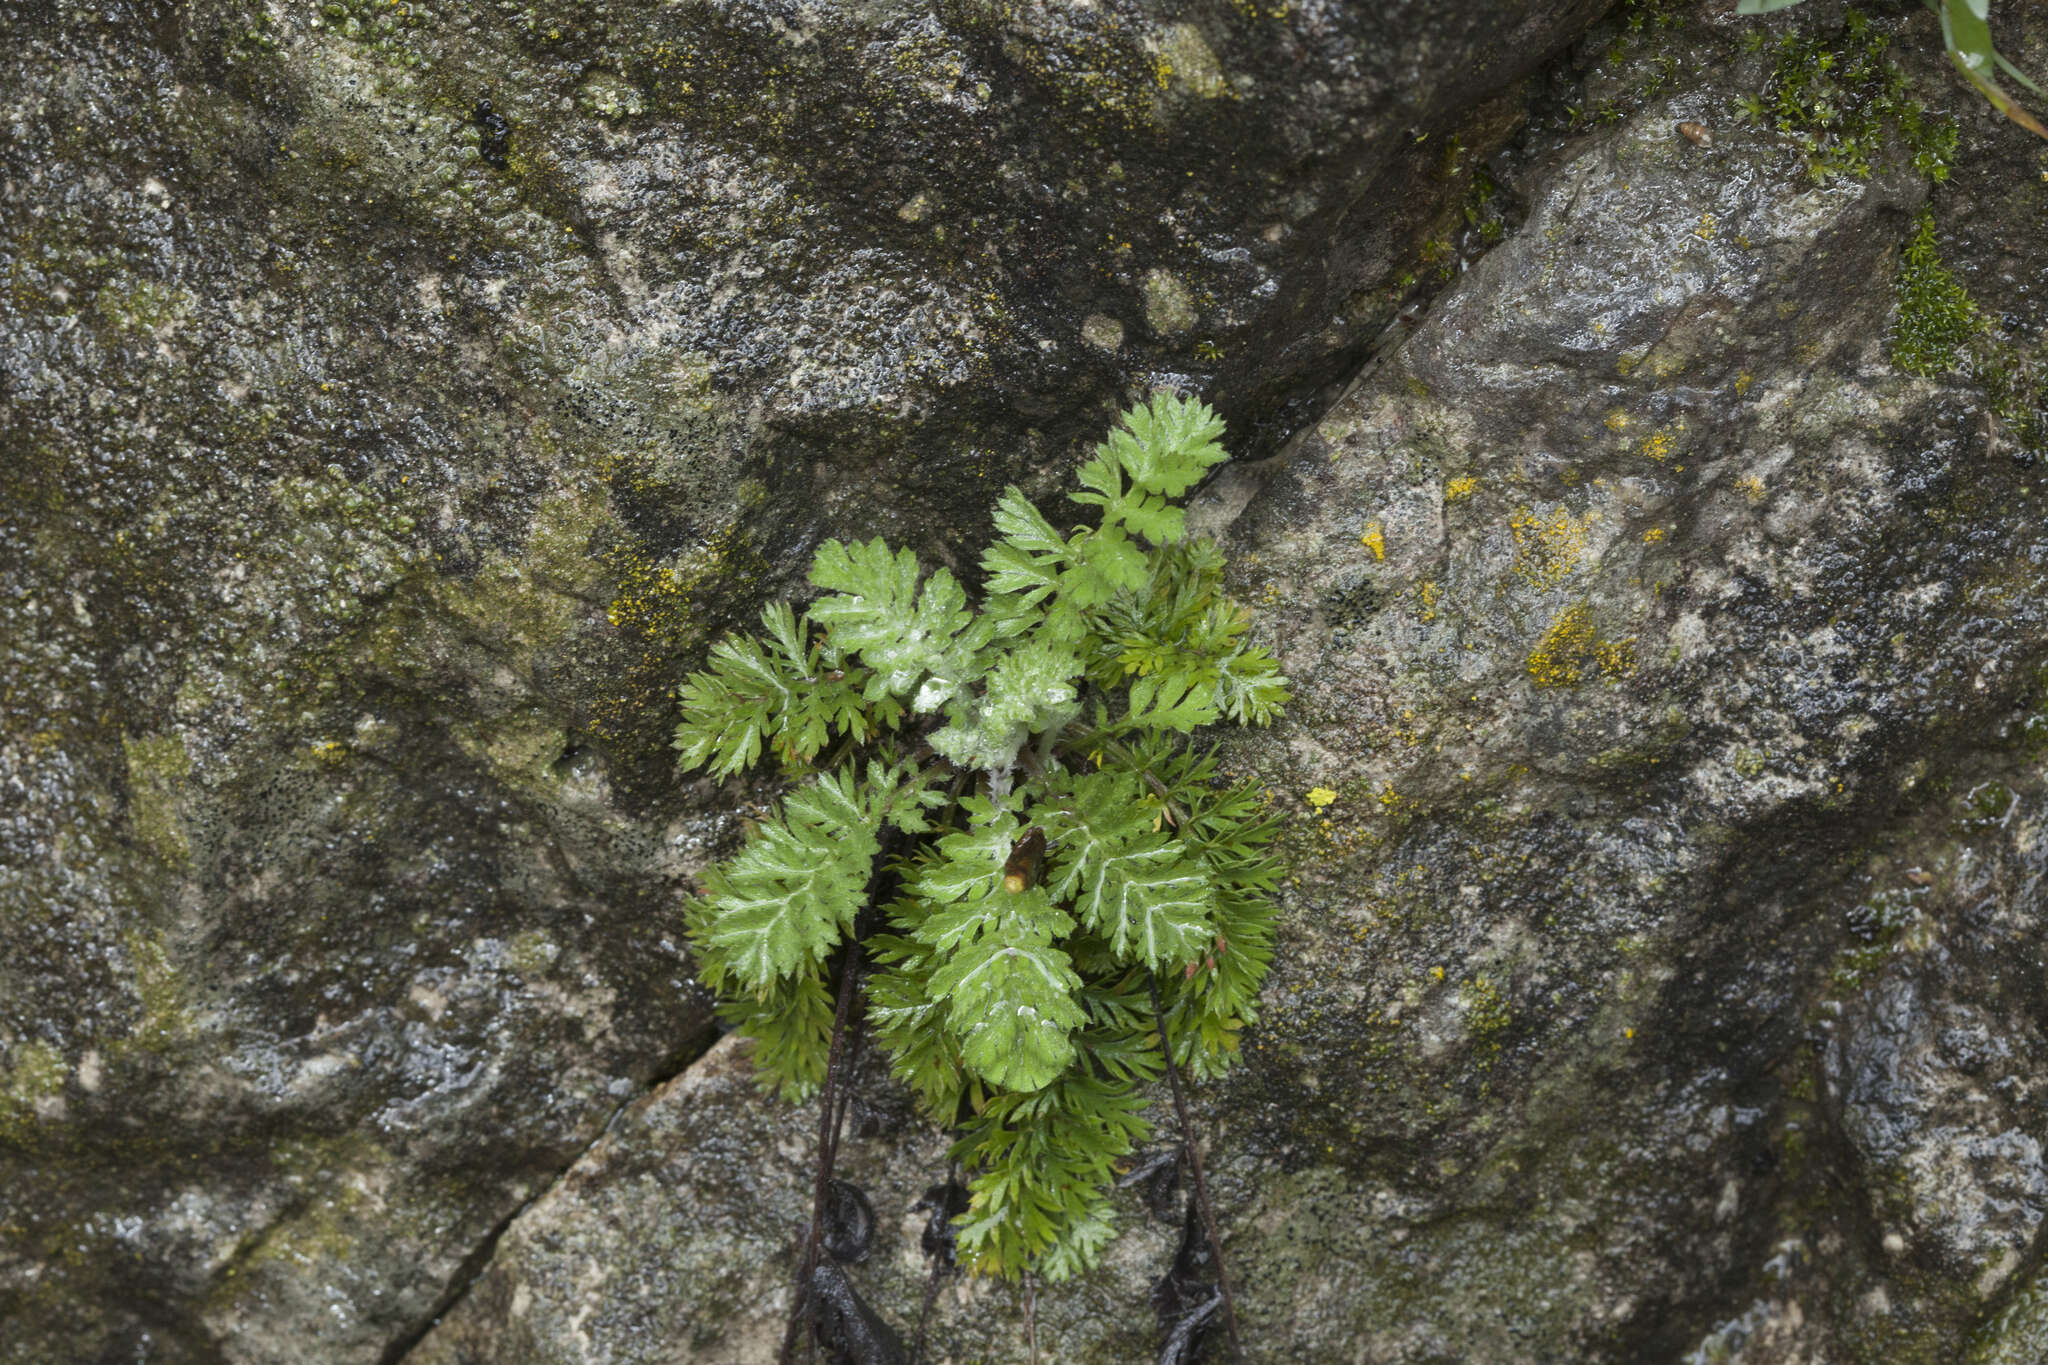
[675, 394, 1288, 1361]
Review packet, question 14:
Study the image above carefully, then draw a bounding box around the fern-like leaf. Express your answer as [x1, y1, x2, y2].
[720, 965, 837, 1101]
[677, 395, 1286, 1287]
[928, 637, 1083, 773]
[983, 487, 1069, 604]
[950, 1072, 1150, 1279]
[673, 632, 791, 778]
[1069, 394, 1230, 552]
[865, 929, 967, 1117]
[698, 766, 878, 989]
[928, 901, 1086, 1093]
[1036, 769, 1215, 969]
[809, 537, 981, 703]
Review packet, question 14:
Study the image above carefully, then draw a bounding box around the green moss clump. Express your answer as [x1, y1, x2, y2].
[505, 929, 560, 975]
[314, 0, 439, 64]
[121, 931, 194, 1055]
[1891, 210, 1981, 378]
[124, 733, 194, 866]
[1888, 212, 2048, 449]
[1972, 1270, 2048, 1363]
[1734, 9, 1957, 184]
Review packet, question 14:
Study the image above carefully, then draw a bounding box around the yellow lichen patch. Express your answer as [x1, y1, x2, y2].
[1460, 975, 1512, 1059]
[122, 931, 192, 1054]
[1734, 371, 1755, 398]
[1636, 430, 1675, 462]
[1304, 786, 1338, 809]
[1417, 579, 1439, 624]
[1737, 475, 1766, 503]
[123, 733, 192, 866]
[1444, 476, 1478, 503]
[1526, 606, 1592, 686]
[1695, 212, 1717, 242]
[1509, 505, 1597, 591]
[1643, 526, 1666, 543]
[1359, 521, 1386, 561]
[1603, 409, 1629, 432]
[1526, 603, 1638, 689]
[1152, 23, 1230, 99]
[1597, 637, 1637, 678]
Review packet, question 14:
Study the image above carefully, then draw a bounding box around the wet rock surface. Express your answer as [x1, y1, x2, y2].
[403, 6, 2048, 1363]
[12, 0, 2048, 1362]
[403, 1034, 1175, 1365]
[0, 0, 1608, 1360]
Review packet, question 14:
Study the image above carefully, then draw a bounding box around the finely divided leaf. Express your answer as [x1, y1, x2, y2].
[1036, 769, 1215, 968]
[1069, 397, 1227, 554]
[950, 1074, 1150, 1279]
[929, 637, 1082, 773]
[698, 767, 879, 989]
[863, 756, 946, 835]
[1110, 394, 1229, 497]
[913, 796, 1020, 907]
[865, 934, 966, 1116]
[674, 632, 790, 778]
[1124, 670, 1221, 733]
[682, 395, 1289, 1284]
[719, 965, 836, 1101]
[912, 801, 1086, 1091]
[675, 602, 882, 775]
[1215, 644, 1290, 726]
[1034, 769, 1154, 900]
[983, 488, 1069, 604]
[930, 917, 1085, 1093]
[809, 537, 977, 700]
[1082, 846, 1213, 969]
[1063, 525, 1149, 606]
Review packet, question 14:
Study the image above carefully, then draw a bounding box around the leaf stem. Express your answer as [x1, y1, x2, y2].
[780, 938, 864, 1365]
[1149, 973, 1242, 1364]
[1138, 766, 1191, 829]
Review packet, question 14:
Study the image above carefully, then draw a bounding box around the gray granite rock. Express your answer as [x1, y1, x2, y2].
[0, 0, 1613, 1359]
[396, 6, 2048, 1362]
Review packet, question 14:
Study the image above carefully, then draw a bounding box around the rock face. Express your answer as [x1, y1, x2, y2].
[0, 0, 1613, 1361]
[12, 0, 2048, 1360]
[401, 8, 2048, 1365]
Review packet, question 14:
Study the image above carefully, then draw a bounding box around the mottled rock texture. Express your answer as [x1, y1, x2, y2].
[0, 0, 1615, 1360]
[394, 4, 2048, 1363]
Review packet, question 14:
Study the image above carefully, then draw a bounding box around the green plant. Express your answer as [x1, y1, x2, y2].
[675, 396, 1287, 1336]
[1732, 7, 1959, 182]
[1738, 0, 2047, 140]
[1892, 207, 1982, 377]
[1890, 208, 2048, 451]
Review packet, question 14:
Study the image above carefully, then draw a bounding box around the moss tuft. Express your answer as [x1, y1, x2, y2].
[1734, 10, 1957, 184]
[1888, 211, 2048, 449]
[1891, 209, 1981, 378]
[123, 733, 193, 867]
